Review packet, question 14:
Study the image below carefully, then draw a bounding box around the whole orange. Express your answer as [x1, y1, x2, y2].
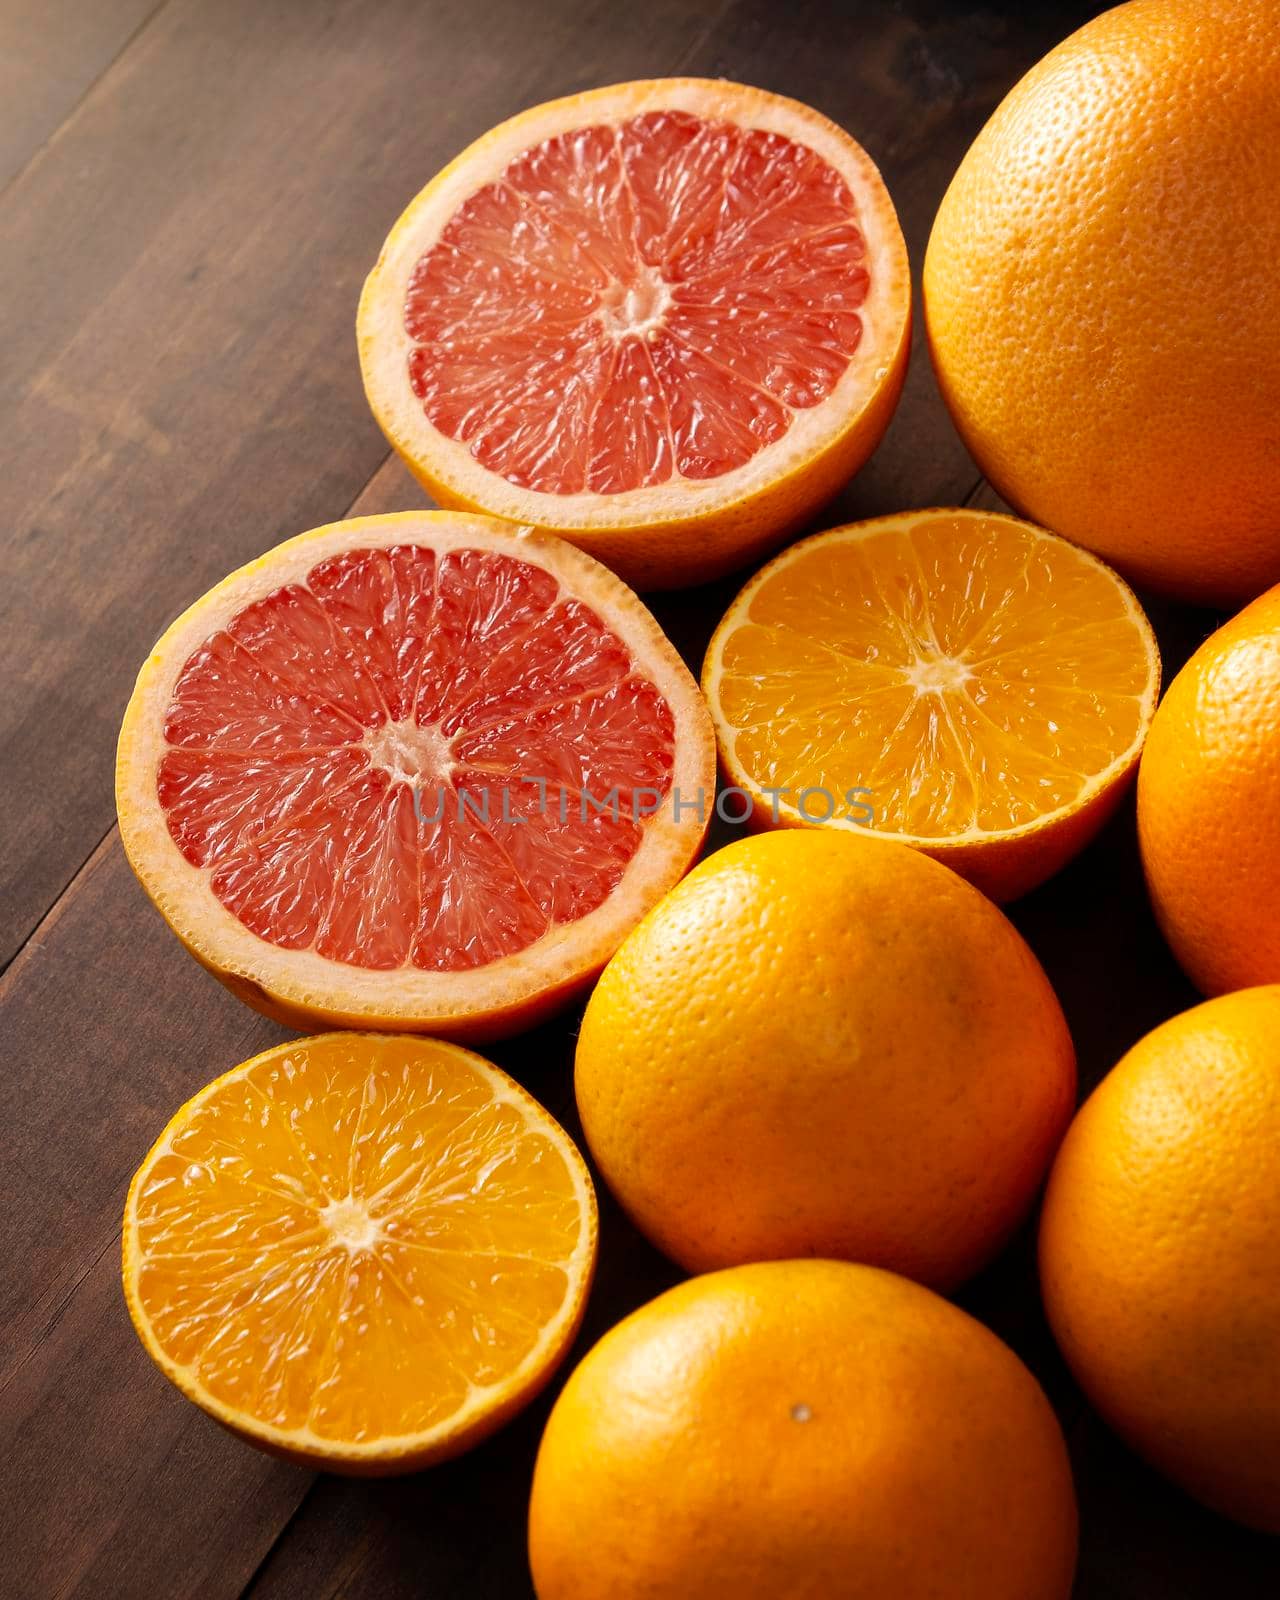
[923, 0, 1280, 605]
[1137, 584, 1280, 994]
[528, 1260, 1078, 1600]
[1040, 986, 1280, 1531]
[574, 831, 1075, 1289]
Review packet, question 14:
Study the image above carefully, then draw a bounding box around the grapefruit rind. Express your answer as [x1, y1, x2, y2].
[358, 79, 911, 589]
[116, 512, 714, 1036]
[122, 1033, 598, 1474]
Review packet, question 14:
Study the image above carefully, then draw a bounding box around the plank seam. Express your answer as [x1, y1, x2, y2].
[230, 1479, 323, 1600]
[0, 1227, 123, 1402]
[0, 0, 174, 210]
[962, 474, 991, 507]
[0, 824, 119, 988]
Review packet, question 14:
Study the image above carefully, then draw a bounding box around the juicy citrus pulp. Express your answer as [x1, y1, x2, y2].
[406, 111, 868, 493]
[123, 1032, 597, 1472]
[359, 80, 910, 587]
[116, 513, 714, 1036]
[160, 545, 673, 969]
[703, 508, 1160, 900]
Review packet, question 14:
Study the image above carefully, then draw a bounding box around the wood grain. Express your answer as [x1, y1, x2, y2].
[0, 838, 301, 1600]
[0, 0, 162, 192]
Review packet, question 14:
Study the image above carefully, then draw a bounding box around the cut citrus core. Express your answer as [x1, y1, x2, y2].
[123, 1032, 597, 1473]
[117, 512, 714, 1036]
[358, 79, 911, 588]
[702, 509, 1160, 901]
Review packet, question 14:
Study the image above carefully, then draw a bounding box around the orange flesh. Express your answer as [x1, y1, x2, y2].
[405, 111, 869, 492]
[129, 1035, 588, 1444]
[715, 515, 1155, 838]
[158, 545, 675, 970]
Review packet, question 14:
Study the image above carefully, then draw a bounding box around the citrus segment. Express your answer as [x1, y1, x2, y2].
[124, 1032, 597, 1473]
[703, 509, 1159, 900]
[359, 80, 911, 588]
[117, 513, 714, 1036]
[157, 545, 665, 970]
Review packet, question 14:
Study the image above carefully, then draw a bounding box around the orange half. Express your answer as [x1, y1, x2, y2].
[123, 1032, 597, 1474]
[703, 509, 1160, 900]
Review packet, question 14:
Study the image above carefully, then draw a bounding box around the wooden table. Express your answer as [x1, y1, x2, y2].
[2, 2, 1276, 1595]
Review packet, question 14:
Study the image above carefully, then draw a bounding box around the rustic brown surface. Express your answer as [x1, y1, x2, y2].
[1, 2, 1276, 1597]
[0, 0, 160, 190]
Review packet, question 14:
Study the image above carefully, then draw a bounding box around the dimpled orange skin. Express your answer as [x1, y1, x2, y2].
[1137, 585, 1280, 994]
[528, 1260, 1078, 1600]
[923, 0, 1280, 605]
[1040, 988, 1280, 1531]
[575, 831, 1076, 1290]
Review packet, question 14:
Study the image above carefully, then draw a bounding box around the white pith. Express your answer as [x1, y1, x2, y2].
[598, 263, 673, 342]
[907, 655, 974, 694]
[321, 1195, 383, 1252]
[363, 719, 456, 786]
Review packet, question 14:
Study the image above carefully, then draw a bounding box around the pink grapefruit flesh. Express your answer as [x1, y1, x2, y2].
[157, 544, 677, 972]
[405, 111, 870, 495]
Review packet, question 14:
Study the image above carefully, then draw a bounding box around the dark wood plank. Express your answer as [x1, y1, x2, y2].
[0, 837, 302, 1600]
[0, 0, 162, 191]
[341, 453, 427, 522]
[0, 3, 750, 1594]
[0, 1243, 310, 1600]
[0, 0, 736, 969]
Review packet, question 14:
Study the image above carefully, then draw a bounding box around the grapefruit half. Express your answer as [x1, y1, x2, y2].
[358, 79, 911, 589]
[116, 512, 713, 1038]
